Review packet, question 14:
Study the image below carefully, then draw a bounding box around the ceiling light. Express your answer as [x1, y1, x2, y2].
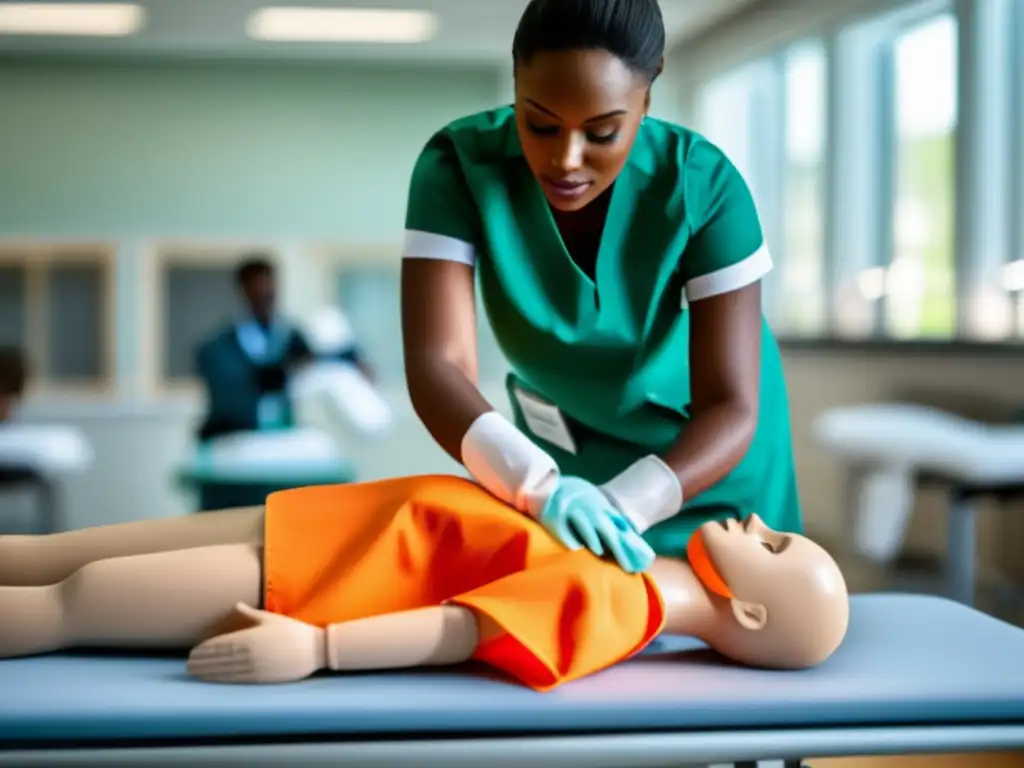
[247, 7, 437, 43]
[0, 3, 144, 36]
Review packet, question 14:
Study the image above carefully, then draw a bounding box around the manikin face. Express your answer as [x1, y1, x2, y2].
[514, 49, 651, 212]
[694, 514, 843, 604]
[688, 514, 850, 668]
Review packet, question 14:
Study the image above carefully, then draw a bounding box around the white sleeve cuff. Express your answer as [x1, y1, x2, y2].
[684, 242, 773, 303]
[601, 455, 683, 534]
[460, 411, 559, 518]
[403, 229, 476, 266]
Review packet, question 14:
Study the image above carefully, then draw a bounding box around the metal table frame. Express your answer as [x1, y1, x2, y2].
[0, 464, 58, 534]
[2, 724, 1023, 766]
[917, 473, 1024, 606]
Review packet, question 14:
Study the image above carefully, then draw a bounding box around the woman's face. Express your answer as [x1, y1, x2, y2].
[514, 48, 651, 213]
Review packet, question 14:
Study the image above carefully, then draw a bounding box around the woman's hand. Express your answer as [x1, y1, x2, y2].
[187, 603, 326, 684]
[540, 477, 656, 573]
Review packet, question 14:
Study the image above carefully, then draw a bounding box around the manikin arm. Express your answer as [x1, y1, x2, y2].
[601, 284, 761, 534]
[187, 602, 495, 684]
[325, 604, 484, 670]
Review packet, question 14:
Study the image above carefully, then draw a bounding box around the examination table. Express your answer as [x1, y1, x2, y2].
[1, 593, 1023, 767]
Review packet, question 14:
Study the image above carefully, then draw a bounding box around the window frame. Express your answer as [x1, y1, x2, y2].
[874, 5, 960, 340]
[775, 38, 830, 336]
[313, 243, 511, 400]
[142, 241, 283, 398]
[683, 0, 1024, 351]
[0, 241, 118, 398]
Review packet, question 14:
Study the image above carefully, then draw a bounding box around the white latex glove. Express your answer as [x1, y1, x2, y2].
[460, 411, 560, 518]
[600, 454, 683, 534]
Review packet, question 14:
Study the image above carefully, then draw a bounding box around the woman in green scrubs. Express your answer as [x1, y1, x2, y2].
[401, 0, 801, 572]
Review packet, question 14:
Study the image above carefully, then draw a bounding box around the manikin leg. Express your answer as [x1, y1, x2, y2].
[0, 543, 262, 658]
[0, 506, 264, 586]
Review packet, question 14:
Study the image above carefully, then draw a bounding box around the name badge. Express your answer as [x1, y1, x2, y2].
[512, 386, 578, 455]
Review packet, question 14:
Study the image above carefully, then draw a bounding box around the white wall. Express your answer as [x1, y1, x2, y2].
[0, 59, 504, 531]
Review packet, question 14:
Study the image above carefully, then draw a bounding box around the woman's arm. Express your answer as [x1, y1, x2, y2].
[401, 257, 560, 515]
[600, 142, 770, 536]
[400, 134, 559, 514]
[600, 284, 762, 535]
[401, 258, 495, 462]
[661, 282, 761, 497]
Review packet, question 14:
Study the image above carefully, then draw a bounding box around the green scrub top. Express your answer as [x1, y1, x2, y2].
[403, 106, 802, 557]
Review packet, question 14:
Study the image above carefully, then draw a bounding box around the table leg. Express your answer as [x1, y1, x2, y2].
[946, 490, 976, 606]
[33, 477, 58, 535]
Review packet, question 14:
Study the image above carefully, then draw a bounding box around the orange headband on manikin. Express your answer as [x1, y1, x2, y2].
[686, 528, 734, 599]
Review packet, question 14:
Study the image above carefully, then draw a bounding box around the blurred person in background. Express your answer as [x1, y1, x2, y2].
[194, 256, 373, 442]
[0, 347, 27, 424]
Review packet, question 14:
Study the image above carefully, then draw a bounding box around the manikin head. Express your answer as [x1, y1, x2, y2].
[686, 514, 850, 669]
[511, 0, 665, 212]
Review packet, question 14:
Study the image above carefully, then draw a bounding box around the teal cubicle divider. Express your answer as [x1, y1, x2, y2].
[176, 459, 357, 511]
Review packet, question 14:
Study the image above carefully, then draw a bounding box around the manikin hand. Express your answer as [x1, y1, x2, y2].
[187, 603, 327, 684]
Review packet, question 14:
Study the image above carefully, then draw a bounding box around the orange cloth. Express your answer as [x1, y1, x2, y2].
[687, 529, 734, 598]
[263, 475, 665, 691]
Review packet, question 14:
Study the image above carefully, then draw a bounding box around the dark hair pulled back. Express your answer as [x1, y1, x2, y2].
[512, 0, 665, 82]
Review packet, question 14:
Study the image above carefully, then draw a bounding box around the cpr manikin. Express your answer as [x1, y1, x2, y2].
[0, 475, 848, 688]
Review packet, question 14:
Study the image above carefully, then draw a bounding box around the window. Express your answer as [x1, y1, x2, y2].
[694, 59, 782, 320]
[885, 13, 958, 339]
[1013, 1, 1024, 336]
[695, 46, 828, 335]
[335, 263, 508, 393]
[779, 41, 828, 336]
[161, 261, 239, 383]
[684, 0, 1024, 346]
[0, 246, 115, 393]
[151, 248, 254, 389]
[694, 61, 776, 203]
[695, 67, 759, 185]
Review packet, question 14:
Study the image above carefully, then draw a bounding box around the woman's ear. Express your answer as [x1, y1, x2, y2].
[730, 598, 768, 630]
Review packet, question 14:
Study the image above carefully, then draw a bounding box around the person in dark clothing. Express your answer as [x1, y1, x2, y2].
[194, 256, 371, 442]
[0, 347, 27, 424]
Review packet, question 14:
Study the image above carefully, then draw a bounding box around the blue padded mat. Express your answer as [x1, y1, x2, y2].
[1, 594, 1023, 745]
